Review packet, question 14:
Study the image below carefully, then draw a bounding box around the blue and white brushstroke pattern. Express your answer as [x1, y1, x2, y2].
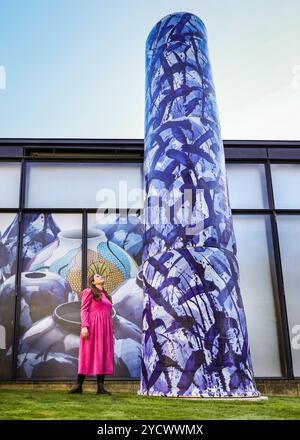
[138, 12, 259, 397]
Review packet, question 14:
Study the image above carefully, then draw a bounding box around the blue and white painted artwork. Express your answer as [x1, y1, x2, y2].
[138, 12, 260, 397]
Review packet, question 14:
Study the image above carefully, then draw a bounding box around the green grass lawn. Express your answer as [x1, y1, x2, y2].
[0, 390, 300, 420]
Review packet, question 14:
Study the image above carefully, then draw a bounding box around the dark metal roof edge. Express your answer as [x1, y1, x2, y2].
[0, 138, 144, 147]
[223, 140, 300, 147]
[0, 138, 300, 147]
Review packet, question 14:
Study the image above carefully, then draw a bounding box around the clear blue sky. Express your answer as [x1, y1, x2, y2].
[0, 0, 299, 140]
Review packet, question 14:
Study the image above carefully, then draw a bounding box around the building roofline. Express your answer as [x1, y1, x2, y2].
[0, 138, 300, 147]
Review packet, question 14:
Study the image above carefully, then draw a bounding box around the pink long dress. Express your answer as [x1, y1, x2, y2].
[78, 287, 115, 375]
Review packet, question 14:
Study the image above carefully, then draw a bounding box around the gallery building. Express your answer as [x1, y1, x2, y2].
[0, 138, 299, 390]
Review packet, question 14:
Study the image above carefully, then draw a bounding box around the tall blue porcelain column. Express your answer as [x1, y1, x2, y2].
[138, 12, 260, 397]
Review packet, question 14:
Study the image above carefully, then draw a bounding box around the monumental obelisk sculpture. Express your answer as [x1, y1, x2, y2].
[138, 12, 260, 397]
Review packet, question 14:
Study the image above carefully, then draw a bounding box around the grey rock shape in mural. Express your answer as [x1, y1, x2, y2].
[18, 297, 142, 379]
[0, 213, 61, 282]
[138, 12, 260, 397]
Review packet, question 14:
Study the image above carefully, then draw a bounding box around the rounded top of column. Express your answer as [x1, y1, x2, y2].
[146, 11, 207, 52]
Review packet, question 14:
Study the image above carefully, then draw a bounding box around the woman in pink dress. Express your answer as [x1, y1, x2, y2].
[68, 273, 115, 395]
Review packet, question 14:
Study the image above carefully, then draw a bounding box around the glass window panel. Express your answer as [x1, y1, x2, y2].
[0, 213, 19, 379]
[226, 163, 268, 209]
[17, 213, 82, 379]
[88, 212, 143, 378]
[25, 162, 143, 209]
[0, 162, 21, 208]
[233, 214, 283, 377]
[277, 215, 300, 376]
[271, 164, 300, 209]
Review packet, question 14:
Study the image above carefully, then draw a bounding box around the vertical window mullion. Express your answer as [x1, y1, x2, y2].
[11, 159, 26, 380]
[265, 160, 294, 378]
[82, 209, 87, 291]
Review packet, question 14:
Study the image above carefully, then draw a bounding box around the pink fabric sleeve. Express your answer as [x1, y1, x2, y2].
[80, 288, 92, 328]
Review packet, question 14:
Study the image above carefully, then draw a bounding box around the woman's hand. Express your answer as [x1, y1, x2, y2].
[81, 327, 89, 340]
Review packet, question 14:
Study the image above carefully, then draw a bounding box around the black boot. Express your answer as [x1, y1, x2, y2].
[96, 374, 111, 395]
[68, 374, 85, 394]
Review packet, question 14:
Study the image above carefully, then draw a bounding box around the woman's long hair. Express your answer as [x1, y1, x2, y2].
[81, 273, 112, 303]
